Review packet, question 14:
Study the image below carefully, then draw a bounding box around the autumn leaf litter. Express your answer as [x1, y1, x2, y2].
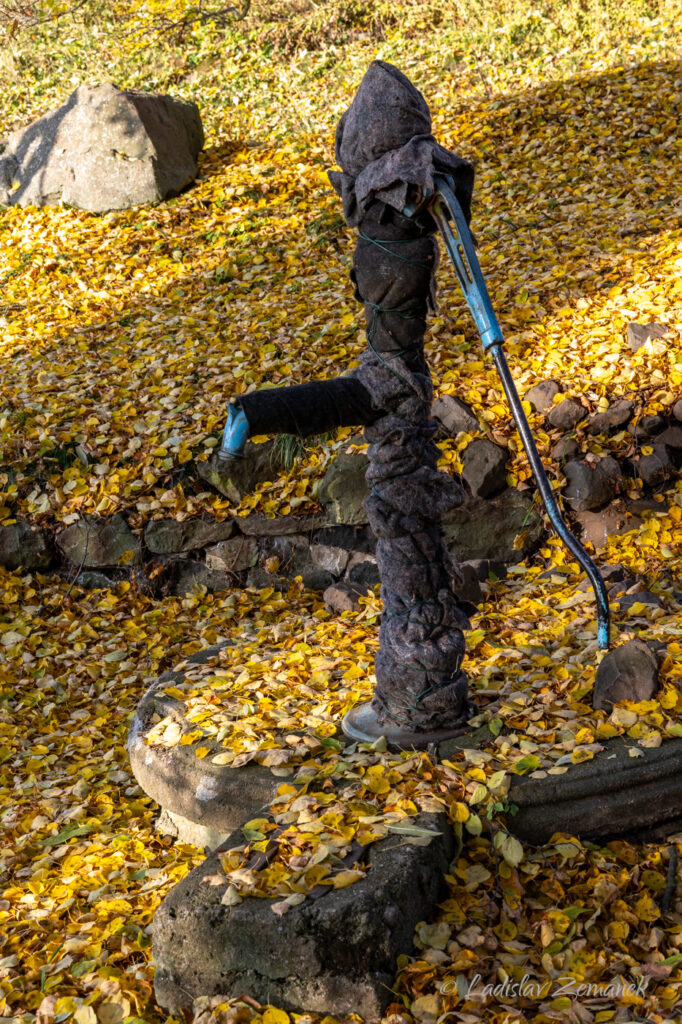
[2, 4, 682, 1023]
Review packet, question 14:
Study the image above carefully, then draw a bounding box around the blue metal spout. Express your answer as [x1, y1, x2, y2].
[218, 402, 249, 462]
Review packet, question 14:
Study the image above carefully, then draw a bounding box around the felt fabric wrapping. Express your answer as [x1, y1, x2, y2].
[328, 60, 474, 228]
[234, 60, 475, 730]
[355, 347, 470, 729]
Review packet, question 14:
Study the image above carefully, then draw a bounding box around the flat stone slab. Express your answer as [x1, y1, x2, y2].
[153, 812, 456, 1021]
[127, 644, 280, 838]
[508, 735, 682, 844]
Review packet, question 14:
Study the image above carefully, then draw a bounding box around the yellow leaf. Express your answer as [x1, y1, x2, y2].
[332, 869, 365, 889]
[451, 801, 470, 822]
[263, 1008, 290, 1024]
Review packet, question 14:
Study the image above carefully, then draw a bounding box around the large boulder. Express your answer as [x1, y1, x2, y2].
[0, 83, 204, 212]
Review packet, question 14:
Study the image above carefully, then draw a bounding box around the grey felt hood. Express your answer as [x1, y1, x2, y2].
[328, 60, 474, 226]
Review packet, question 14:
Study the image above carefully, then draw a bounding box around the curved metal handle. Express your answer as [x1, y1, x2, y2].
[430, 175, 611, 649]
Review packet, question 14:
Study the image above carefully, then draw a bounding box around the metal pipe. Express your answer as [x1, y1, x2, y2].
[429, 175, 610, 649]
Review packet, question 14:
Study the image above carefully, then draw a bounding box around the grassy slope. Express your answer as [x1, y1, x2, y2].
[2, 2, 682, 1022]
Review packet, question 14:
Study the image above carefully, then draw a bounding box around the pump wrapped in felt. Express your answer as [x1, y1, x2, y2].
[225, 60, 476, 738]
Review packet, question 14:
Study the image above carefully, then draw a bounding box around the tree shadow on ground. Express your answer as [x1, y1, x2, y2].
[0, 56, 681, 474]
[444, 56, 682, 314]
[0, 91, 76, 207]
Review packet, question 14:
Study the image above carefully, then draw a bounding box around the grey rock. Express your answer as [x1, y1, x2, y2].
[310, 543, 350, 576]
[197, 441, 285, 502]
[574, 504, 636, 549]
[600, 564, 637, 593]
[347, 553, 380, 589]
[156, 808, 231, 851]
[152, 813, 456, 1021]
[626, 321, 668, 353]
[547, 398, 587, 430]
[461, 558, 508, 582]
[75, 570, 114, 590]
[57, 514, 140, 568]
[257, 533, 335, 590]
[170, 561, 233, 596]
[236, 512, 328, 536]
[617, 590, 664, 613]
[0, 83, 203, 212]
[311, 524, 376, 554]
[431, 394, 479, 436]
[508, 735, 682, 844]
[562, 457, 622, 511]
[0, 520, 52, 571]
[205, 536, 258, 573]
[628, 414, 667, 437]
[442, 489, 544, 563]
[592, 638, 659, 711]
[144, 517, 234, 555]
[551, 436, 580, 462]
[673, 398, 682, 423]
[453, 561, 482, 606]
[318, 450, 370, 525]
[461, 438, 508, 498]
[587, 398, 634, 436]
[654, 425, 682, 451]
[323, 581, 367, 614]
[524, 379, 560, 413]
[635, 449, 676, 489]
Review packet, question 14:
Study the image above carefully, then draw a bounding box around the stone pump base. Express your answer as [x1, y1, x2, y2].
[128, 644, 682, 1019]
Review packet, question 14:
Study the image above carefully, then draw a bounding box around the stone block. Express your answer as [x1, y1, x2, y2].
[170, 561, 233, 596]
[318, 451, 369, 525]
[145, 517, 234, 555]
[205, 536, 258, 573]
[592, 638, 659, 711]
[635, 449, 676, 489]
[626, 321, 668, 353]
[431, 394, 479, 436]
[628, 414, 667, 438]
[655, 425, 682, 451]
[323, 582, 367, 614]
[0, 520, 52, 571]
[127, 644, 280, 834]
[197, 441, 284, 502]
[57, 513, 141, 568]
[562, 457, 622, 511]
[0, 83, 203, 212]
[524, 379, 560, 412]
[441, 489, 544, 563]
[152, 814, 456, 1021]
[461, 438, 508, 498]
[509, 736, 682, 843]
[547, 398, 586, 430]
[550, 436, 579, 462]
[310, 543, 349, 576]
[587, 398, 633, 436]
